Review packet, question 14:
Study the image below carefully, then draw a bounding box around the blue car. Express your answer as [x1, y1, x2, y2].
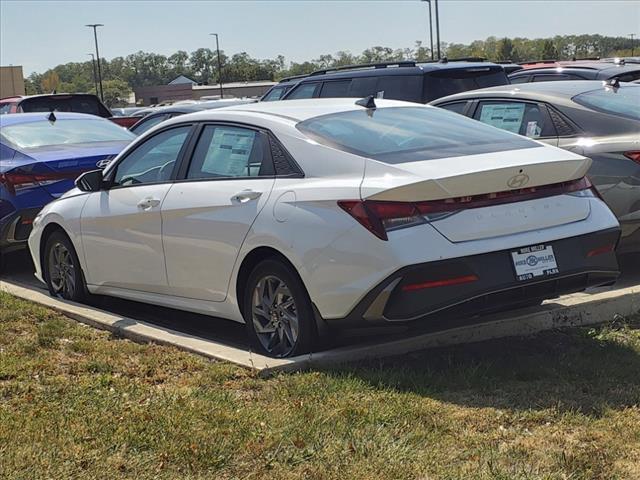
[1, 112, 135, 258]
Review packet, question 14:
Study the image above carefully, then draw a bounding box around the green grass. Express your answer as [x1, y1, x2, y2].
[1, 290, 639, 480]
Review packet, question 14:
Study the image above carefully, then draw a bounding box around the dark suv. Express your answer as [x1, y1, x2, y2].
[271, 59, 510, 104]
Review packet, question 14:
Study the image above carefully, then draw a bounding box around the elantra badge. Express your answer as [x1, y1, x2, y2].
[507, 173, 530, 188]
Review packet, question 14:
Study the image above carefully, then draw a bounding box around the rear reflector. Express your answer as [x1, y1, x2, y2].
[339, 176, 596, 240]
[402, 274, 479, 292]
[586, 244, 615, 257]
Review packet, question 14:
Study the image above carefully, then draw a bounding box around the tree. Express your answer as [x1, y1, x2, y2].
[102, 79, 132, 108]
[497, 38, 515, 61]
[23, 34, 636, 100]
[41, 71, 60, 92]
[541, 40, 558, 60]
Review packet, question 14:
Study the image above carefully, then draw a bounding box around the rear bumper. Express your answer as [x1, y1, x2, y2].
[0, 207, 40, 254]
[327, 227, 620, 328]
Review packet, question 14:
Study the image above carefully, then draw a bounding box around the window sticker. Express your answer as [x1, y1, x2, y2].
[479, 103, 525, 134]
[201, 129, 256, 177]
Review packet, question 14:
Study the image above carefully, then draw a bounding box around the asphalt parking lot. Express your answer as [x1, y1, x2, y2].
[4, 247, 640, 354]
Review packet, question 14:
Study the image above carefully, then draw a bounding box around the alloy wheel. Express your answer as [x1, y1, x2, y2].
[48, 242, 76, 298]
[251, 275, 299, 357]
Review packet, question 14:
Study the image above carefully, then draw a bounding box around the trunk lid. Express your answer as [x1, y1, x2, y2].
[3, 141, 126, 198]
[361, 146, 593, 242]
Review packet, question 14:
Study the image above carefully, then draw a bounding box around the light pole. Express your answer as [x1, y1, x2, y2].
[209, 33, 224, 99]
[631, 34, 636, 56]
[85, 24, 104, 101]
[421, 0, 435, 60]
[434, 0, 441, 60]
[88, 53, 98, 96]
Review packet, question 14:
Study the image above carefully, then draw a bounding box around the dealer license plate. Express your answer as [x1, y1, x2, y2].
[511, 244, 559, 281]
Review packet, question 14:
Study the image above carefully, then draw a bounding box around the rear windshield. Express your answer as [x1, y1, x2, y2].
[1, 118, 135, 150]
[573, 86, 640, 121]
[19, 95, 112, 117]
[297, 106, 537, 163]
[425, 67, 509, 101]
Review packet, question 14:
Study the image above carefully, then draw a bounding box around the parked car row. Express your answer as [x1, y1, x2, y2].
[1, 56, 637, 358]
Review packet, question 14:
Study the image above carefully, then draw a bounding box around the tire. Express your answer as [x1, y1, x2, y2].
[43, 231, 87, 302]
[243, 259, 315, 358]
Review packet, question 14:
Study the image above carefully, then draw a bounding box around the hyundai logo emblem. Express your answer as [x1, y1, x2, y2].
[507, 173, 530, 189]
[96, 159, 112, 169]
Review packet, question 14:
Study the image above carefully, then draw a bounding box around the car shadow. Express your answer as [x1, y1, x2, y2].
[320, 320, 640, 415]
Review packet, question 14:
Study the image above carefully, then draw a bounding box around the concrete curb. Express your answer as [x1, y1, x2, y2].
[2, 279, 639, 375]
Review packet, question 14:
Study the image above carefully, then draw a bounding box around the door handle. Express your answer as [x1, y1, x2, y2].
[137, 197, 161, 210]
[231, 190, 262, 203]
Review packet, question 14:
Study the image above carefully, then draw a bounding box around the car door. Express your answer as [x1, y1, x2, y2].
[471, 99, 559, 146]
[161, 123, 276, 302]
[81, 124, 193, 293]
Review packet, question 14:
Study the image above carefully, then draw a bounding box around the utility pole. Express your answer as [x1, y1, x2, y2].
[209, 33, 224, 99]
[420, 1, 435, 61]
[631, 34, 636, 56]
[88, 53, 98, 96]
[434, 0, 441, 60]
[86, 24, 104, 101]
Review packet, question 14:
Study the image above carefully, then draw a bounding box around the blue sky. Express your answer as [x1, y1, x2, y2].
[1, 0, 639, 75]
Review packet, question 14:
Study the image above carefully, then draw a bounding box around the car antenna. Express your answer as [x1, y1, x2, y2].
[603, 78, 620, 90]
[48, 110, 57, 123]
[355, 95, 376, 109]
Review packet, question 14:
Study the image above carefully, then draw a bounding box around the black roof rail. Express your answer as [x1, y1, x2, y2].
[308, 61, 417, 76]
[571, 56, 600, 61]
[278, 73, 309, 83]
[438, 56, 486, 63]
[519, 59, 558, 65]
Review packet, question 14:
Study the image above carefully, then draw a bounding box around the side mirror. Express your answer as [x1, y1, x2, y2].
[75, 169, 105, 192]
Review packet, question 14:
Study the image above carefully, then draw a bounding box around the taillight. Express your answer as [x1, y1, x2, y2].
[624, 151, 640, 164]
[0, 170, 81, 195]
[339, 176, 596, 240]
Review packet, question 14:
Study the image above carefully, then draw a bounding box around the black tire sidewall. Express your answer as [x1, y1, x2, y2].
[243, 259, 315, 358]
[43, 231, 87, 302]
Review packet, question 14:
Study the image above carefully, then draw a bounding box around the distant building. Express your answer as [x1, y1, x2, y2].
[168, 75, 197, 85]
[134, 78, 275, 105]
[0, 66, 25, 98]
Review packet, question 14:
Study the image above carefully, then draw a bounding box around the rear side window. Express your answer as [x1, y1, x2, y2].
[130, 114, 170, 135]
[0, 102, 13, 115]
[424, 67, 508, 102]
[319, 80, 351, 98]
[437, 101, 468, 115]
[573, 86, 640, 120]
[286, 83, 320, 100]
[297, 106, 537, 163]
[473, 101, 555, 138]
[615, 71, 640, 83]
[375, 76, 423, 102]
[509, 75, 530, 84]
[532, 74, 587, 82]
[187, 125, 269, 179]
[347, 77, 379, 97]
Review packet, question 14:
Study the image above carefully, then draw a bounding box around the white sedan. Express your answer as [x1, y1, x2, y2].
[28, 98, 621, 357]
